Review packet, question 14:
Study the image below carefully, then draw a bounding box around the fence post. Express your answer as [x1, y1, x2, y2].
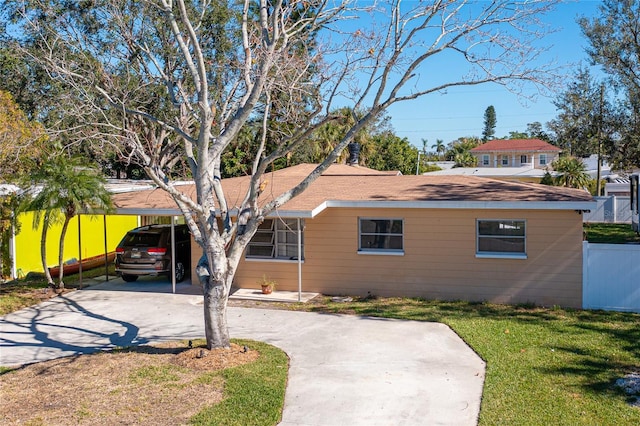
[582, 241, 589, 309]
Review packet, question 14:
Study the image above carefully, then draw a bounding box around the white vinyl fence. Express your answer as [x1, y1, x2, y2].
[583, 196, 631, 223]
[583, 242, 640, 313]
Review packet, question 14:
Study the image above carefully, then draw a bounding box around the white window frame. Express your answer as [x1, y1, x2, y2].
[520, 155, 528, 164]
[539, 154, 547, 166]
[476, 219, 527, 259]
[358, 217, 404, 255]
[501, 155, 509, 166]
[246, 218, 304, 262]
[482, 154, 490, 166]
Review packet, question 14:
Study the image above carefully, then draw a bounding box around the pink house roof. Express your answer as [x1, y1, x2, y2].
[470, 139, 561, 153]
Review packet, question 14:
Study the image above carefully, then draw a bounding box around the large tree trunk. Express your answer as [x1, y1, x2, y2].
[56, 216, 71, 289]
[202, 275, 230, 349]
[40, 212, 54, 287]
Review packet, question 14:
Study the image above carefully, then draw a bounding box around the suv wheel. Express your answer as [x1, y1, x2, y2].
[174, 261, 186, 283]
[122, 274, 138, 282]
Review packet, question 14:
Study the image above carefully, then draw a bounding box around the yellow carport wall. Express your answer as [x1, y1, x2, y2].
[14, 212, 138, 276]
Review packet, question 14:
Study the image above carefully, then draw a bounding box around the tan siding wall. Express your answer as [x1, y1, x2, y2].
[196, 207, 584, 308]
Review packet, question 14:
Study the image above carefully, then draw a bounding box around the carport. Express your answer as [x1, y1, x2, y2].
[73, 182, 192, 294]
[107, 183, 308, 300]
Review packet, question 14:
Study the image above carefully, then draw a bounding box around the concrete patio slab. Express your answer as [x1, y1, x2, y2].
[230, 287, 319, 303]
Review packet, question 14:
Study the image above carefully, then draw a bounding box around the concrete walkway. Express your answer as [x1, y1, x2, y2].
[0, 278, 485, 425]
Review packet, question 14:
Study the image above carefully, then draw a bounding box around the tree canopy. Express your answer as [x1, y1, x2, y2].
[0, 90, 48, 181]
[482, 106, 496, 142]
[575, 0, 640, 169]
[551, 156, 591, 189]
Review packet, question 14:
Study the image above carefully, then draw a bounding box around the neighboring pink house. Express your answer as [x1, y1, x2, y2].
[471, 139, 561, 169]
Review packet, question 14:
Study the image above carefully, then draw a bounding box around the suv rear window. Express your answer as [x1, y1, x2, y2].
[122, 233, 162, 247]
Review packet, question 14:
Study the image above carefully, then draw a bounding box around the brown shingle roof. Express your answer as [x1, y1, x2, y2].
[470, 139, 561, 152]
[112, 163, 593, 215]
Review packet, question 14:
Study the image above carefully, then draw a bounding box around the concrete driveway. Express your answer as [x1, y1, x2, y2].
[0, 278, 485, 425]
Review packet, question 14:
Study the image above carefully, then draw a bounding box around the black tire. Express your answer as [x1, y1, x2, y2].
[121, 274, 138, 282]
[174, 261, 186, 283]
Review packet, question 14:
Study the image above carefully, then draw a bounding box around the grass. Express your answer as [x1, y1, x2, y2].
[0, 280, 50, 315]
[584, 223, 640, 244]
[0, 264, 117, 315]
[0, 338, 288, 425]
[190, 339, 288, 426]
[2, 272, 639, 424]
[302, 297, 640, 425]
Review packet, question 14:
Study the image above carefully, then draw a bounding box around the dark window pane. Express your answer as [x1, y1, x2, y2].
[251, 232, 274, 243]
[257, 219, 274, 230]
[247, 245, 274, 257]
[390, 220, 403, 234]
[478, 220, 524, 237]
[478, 237, 525, 253]
[360, 234, 403, 250]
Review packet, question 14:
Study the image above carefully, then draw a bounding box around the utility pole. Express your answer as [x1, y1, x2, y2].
[596, 84, 604, 196]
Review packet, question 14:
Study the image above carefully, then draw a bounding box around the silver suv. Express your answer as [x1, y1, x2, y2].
[115, 224, 191, 282]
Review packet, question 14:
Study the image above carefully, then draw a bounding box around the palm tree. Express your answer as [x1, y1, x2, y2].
[552, 156, 591, 189]
[22, 157, 113, 289]
[431, 139, 445, 160]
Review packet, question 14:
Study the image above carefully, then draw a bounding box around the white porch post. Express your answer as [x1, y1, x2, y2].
[10, 220, 17, 279]
[171, 216, 176, 294]
[78, 215, 83, 288]
[103, 215, 109, 282]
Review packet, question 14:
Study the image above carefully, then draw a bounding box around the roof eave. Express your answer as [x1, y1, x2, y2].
[115, 208, 183, 216]
[322, 200, 596, 211]
[271, 199, 597, 217]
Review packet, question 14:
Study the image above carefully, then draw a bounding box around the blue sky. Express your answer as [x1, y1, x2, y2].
[385, 1, 603, 149]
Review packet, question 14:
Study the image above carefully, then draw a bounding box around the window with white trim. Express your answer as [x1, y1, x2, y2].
[501, 155, 509, 166]
[482, 155, 490, 166]
[246, 218, 304, 260]
[520, 155, 528, 164]
[358, 218, 404, 253]
[539, 154, 547, 165]
[477, 220, 526, 256]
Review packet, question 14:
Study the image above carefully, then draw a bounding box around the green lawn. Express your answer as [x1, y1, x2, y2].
[0, 264, 117, 315]
[305, 298, 640, 425]
[189, 339, 288, 426]
[584, 223, 640, 244]
[3, 275, 639, 424]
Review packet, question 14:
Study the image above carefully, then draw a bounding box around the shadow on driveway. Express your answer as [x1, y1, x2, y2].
[1, 293, 143, 365]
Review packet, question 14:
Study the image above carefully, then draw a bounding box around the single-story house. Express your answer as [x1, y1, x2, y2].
[470, 139, 561, 169]
[112, 163, 595, 308]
